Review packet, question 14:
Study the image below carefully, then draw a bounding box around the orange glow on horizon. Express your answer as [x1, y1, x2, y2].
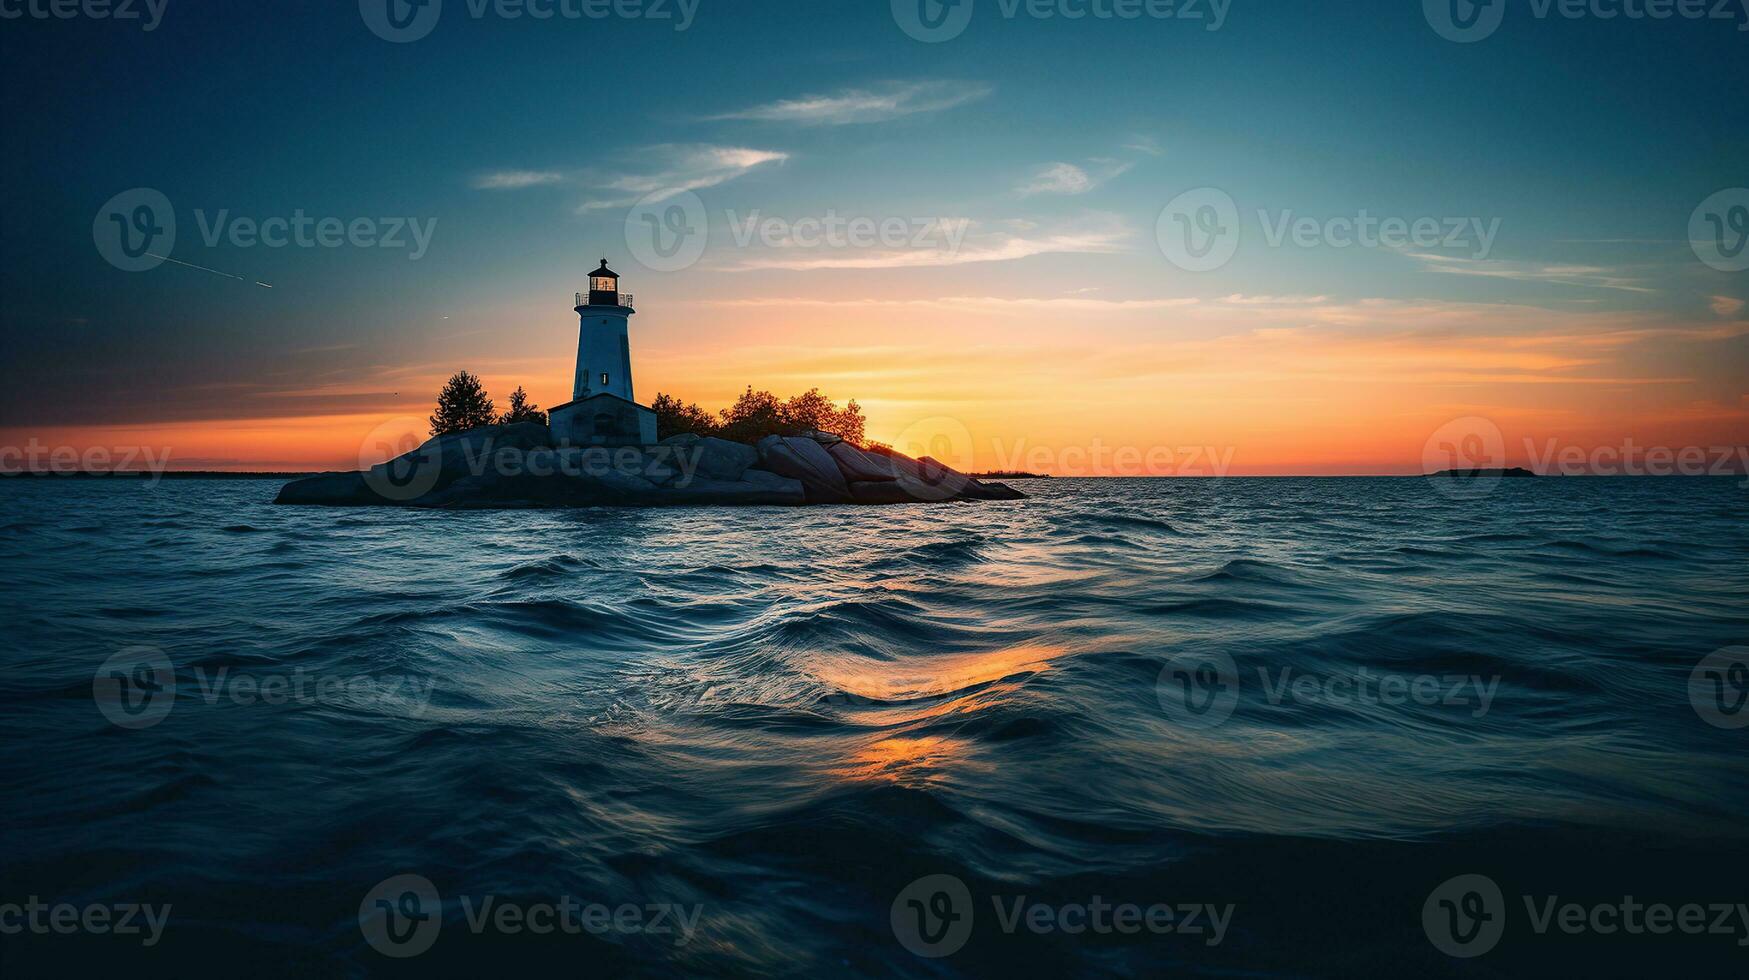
[5, 296, 1744, 476]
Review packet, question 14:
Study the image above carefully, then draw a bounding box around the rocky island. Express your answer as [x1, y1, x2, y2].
[276, 261, 1026, 509]
[275, 424, 1026, 509]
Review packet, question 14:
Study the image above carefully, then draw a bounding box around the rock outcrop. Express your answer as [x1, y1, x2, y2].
[274, 425, 1025, 509]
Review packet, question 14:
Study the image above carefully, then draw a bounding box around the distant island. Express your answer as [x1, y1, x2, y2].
[1427, 467, 1539, 478]
[972, 471, 1052, 480]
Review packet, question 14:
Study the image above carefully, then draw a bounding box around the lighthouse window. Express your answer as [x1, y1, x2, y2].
[601, 373, 610, 386]
[591, 276, 614, 293]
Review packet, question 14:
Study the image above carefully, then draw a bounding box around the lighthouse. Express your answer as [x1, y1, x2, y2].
[546, 259, 657, 447]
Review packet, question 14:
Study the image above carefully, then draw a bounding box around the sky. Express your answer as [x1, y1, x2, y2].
[1, 0, 1745, 475]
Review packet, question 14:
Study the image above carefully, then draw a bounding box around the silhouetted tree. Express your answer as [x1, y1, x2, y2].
[652, 392, 719, 440]
[776, 388, 867, 445]
[499, 386, 547, 426]
[652, 386, 869, 446]
[429, 371, 496, 436]
[717, 386, 787, 444]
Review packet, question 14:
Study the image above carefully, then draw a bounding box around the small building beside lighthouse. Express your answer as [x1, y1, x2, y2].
[547, 259, 657, 447]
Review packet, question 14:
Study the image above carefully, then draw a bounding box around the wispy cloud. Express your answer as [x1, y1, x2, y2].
[720, 216, 1129, 271]
[1712, 295, 1745, 317]
[578, 144, 789, 210]
[1017, 150, 1138, 196]
[472, 170, 564, 190]
[1121, 135, 1165, 156]
[1018, 163, 1094, 196]
[708, 80, 993, 126]
[1409, 253, 1656, 293]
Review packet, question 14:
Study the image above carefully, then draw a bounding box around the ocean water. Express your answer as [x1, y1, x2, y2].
[1, 476, 1746, 977]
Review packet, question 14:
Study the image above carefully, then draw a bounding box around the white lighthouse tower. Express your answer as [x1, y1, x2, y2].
[547, 259, 657, 447]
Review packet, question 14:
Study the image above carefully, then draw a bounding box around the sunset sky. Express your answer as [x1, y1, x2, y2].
[3, 2, 1745, 474]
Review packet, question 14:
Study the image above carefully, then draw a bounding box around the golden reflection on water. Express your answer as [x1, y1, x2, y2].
[821, 644, 1062, 785]
[813, 643, 1061, 703]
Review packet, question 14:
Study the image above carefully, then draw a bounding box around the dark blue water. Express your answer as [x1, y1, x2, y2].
[2, 477, 1747, 977]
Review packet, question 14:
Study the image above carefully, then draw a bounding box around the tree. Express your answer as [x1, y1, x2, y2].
[781, 388, 837, 433]
[779, 388, 867, 445]
[652, 392, 719, 441]
[429, 370, 497, 436]
[499, 386, 547, 426]
[823, 398, 866, 447]
[717, 386, 787, 444]
[650, 385, 870, 446]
